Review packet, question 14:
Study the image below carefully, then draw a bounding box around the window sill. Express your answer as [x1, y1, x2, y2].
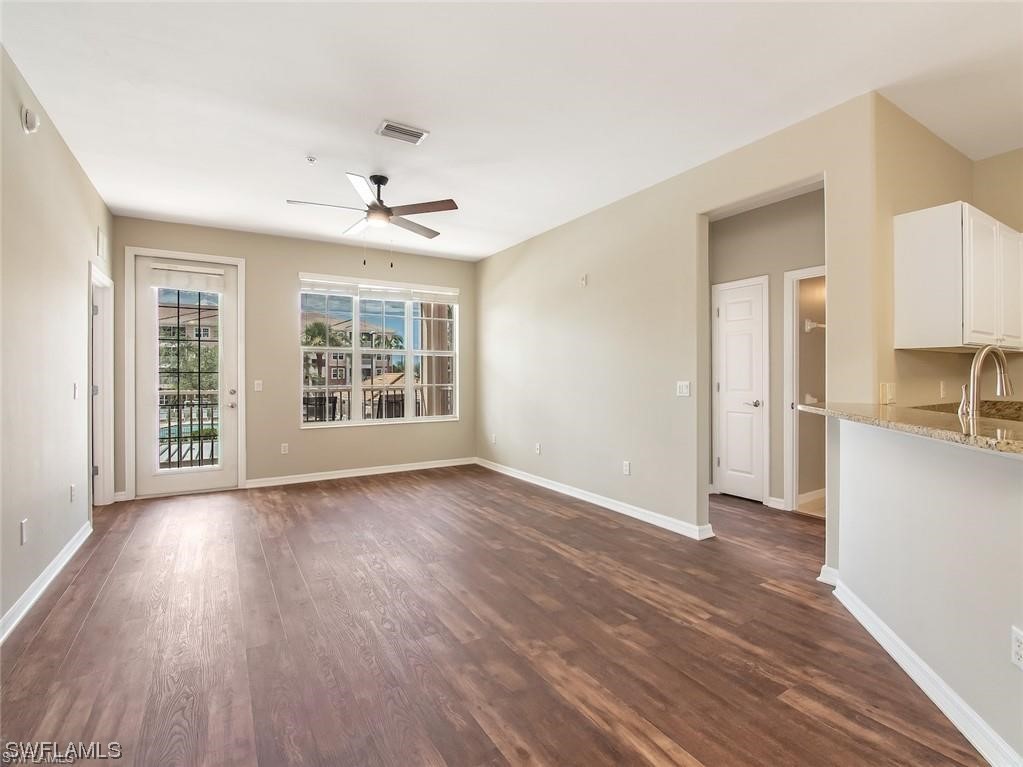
[299, 415, 460, 430]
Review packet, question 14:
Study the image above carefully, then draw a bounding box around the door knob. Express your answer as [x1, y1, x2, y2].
[227, 402, 237, 409]
[228, 388, 237, 395]
[743, 399, 761, 408]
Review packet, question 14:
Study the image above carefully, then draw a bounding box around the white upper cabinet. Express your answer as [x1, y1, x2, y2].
[895, 202, 1022, 351]
[962, 205, 1001, 346]
[998, 223, 1022, 348]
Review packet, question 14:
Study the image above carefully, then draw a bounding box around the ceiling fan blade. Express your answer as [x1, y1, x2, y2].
[286, 199, 365, 212]
[390, 216, 440, 239]
[344, 217, 369, 236]
[346, 173, 379, 207]
[388, 199, 458, 217]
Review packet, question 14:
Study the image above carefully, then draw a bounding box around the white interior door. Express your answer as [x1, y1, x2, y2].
[135, 256, 239, 496]
[713, 278, 767, 502]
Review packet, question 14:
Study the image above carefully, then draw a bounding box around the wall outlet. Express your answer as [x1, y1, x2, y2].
[280, 443, 289, 455]
[20, 519, 27, 546]
[676, 381, 691, 397]
[534, 442, 542, 455]
[490, 433, 497, 445]
[1012, 626, 1023, 670]
[254, 380, 263, 392]
[622, 460, 631, 476]
[69, 483, 76, 502]
[939, 380, 946, 399]
[879, 382, 896, 405]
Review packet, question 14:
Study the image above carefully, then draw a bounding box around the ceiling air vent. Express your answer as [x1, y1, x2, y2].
[376, 120, 429, 146]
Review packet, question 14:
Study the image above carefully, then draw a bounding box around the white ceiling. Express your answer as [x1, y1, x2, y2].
[3, 3, 1021, 260]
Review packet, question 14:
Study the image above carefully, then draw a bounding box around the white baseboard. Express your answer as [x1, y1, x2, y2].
[244, 457, 477, 489]
[765, 496, 789, 511]
[0, 521, 92, 644]
[835, 581, 1021, 767]
[476, 458, 714, 541]
[817, 565, 838, 586]
[798, 488, 825, 505]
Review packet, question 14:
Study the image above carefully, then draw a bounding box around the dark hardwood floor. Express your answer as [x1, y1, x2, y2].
[0, 466, 983, 766]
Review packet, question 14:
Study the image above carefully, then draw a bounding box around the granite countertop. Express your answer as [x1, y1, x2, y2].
[914, 399, 1023, 421]
[798, 401, 1023, 456]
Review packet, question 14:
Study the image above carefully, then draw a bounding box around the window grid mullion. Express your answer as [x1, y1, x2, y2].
[352, 296, 363, 422]
[405, 300, 414, 418]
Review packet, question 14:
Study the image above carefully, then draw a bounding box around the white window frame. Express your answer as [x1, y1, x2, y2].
[298, 273, 459, 429]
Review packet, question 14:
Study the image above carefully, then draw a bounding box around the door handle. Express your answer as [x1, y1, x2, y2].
[227, 402, 237, 409]
[228, 388, 237, 395]
[743, 399, 761, 408]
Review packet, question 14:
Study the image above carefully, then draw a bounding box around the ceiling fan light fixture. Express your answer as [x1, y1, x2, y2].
[366, 209, 390, 228]
[288, 172, 455, 240]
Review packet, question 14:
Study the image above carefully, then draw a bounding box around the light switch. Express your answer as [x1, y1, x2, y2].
[254, 380, 263, 392]
[676, 381, 691, 397]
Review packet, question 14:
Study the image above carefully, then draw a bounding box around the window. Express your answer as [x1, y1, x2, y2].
[299, 275, 458, 426]
[158, 289, 220, 468]
[412, 302, 455, 417]
[301, 292, 353, 423]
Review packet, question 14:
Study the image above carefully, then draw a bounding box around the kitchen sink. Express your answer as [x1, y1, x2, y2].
[913, 400, 1023, 422]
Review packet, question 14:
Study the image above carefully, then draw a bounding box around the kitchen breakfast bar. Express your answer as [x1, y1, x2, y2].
[800, 401, 1022, 766]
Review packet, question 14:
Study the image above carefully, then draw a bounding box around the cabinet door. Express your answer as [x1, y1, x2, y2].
[962, 206, 1000, 345]
[1001, 225, 1023, 349]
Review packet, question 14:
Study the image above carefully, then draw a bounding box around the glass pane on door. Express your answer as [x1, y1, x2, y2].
[157, 288, 221, 469]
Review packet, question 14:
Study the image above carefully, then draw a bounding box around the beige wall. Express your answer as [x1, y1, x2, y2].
[477, 93, 877, 547]
[112, 218, 476, 490]
[973, 148, 1023, 231]
[476, 91, 1018, 560]
[839, 422, 1022, 756]
[2, 50, 113, 614]
[709, 190, 825, 500]
[876, 100, 1023, 405]
[874, 95, 977, 407]
[974, 148, 1023, 392]
[797, 276, 826, 494]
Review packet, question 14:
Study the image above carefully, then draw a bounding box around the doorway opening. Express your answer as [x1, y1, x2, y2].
[708, 188, 826, 511]
[784, 267, 826, 516]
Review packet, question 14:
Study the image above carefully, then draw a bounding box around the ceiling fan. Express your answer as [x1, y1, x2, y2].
[287, 173, 457, 239]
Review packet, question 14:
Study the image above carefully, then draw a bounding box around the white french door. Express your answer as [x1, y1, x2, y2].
[135, 256, 239, 496]
[712, 277, 768, 502]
